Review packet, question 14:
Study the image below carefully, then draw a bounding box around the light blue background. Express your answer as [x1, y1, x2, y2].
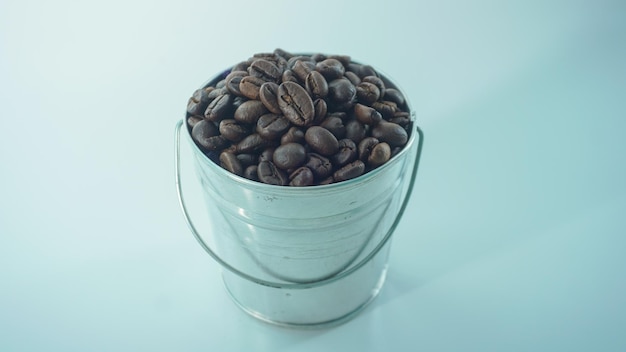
[1, 0, 625, 351]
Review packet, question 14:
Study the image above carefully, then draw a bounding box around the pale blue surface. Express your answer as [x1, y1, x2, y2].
[1, 0, 625, 351]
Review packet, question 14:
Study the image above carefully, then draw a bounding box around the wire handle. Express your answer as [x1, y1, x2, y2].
[175, 119, 424, 289]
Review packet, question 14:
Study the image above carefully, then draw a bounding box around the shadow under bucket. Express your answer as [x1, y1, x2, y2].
[175, 65, 424, 328]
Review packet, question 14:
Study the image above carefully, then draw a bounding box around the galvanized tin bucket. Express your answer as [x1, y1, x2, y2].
[175, 67, 424, 328]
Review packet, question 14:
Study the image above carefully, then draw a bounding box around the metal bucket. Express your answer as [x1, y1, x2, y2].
[175, 67, 424, 328]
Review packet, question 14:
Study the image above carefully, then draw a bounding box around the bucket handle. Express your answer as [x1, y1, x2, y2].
[175, 119, 424, 289]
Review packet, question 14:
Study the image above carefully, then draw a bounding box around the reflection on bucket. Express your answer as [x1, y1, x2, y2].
[175, 68, 424, 328]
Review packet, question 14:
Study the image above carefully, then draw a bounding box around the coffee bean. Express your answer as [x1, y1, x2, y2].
[239, 76, 266, 100]
[219, 151, 243, 176]
[232, 61, 250, 72]
[273, 143, 306, 170]
[187, 88, 210, 115]
[287, 55, 314, 69]
[257, 160, 288, 185]
[327, 78, 356, 110]
[280, 127, 305, 145]
[354, 103, 383, 125]
[277, 81, 315, 126]
[225, 71, 247, 96]
[367, 142, 391, 168]
[192, 120, 229, 151]
[372, 100, 397, 119]
[390, 111, 411, 128]
[371, 121, 408, 147]
[234, 100, 268, 124]
[259, 82, 282, 114]
[243, 165, 258, 181]
[313, 98, 328, 125]
[187, 115, 203, 128]
[305, 153, 333, 179]
[384, 88, 405, 106]
[231, 96, 247, 111]
[236, 153, 257, 168]
[292, 60, 316, 81]
[358, 137, 380, 161]
[355, 82, 381, 105]
[236, 133, 268, 154]
[331, 139, 357, 167]
[310, 53, 327, 62]
[204, 93, 233, 122]
[281, 70, 300, 84]
[362, 76, 385, 98]
[333, 160, 365, 182]
[256, 113, 291, 140]
[274, 48, 294, 59]
[345, 119, 367, 144]
[219, 119, 250, 142]
[249, 59, 281, 81]
[289, 167, 314, 186]
[259, 147, 275, 162]
[320, 115, 346, 139]
[327, 54, 351, 67]
[207, 87, 224, 101]
[344, 71, 361, 86]
[305, 71, 328, 98]
[316, 58, 345, 80]
[305, 126, 339, 156]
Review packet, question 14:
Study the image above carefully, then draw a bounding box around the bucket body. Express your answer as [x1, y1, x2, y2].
[181, 65, 420, 327]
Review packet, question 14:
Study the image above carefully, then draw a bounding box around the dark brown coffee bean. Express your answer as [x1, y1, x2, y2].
[192, 120, 229, 151]
[345, 119, 367, 144]
[320, 115, 346, 139]
[280, 127, 305, 145]
[356, 82, 381, 105]
[257, 160, 287, 185]
[232, 61, 250, 72]
[362, 76, 385, 98]
[187, 115, 203, 128]
[304, 126, 339, 156]
[215, 79, 227, 89]
[305, 153, 333, 179]
[367, 142, 391, 168]
[313, 98, 328, 125]
[219, 119, 250, 142]
[259, 82, 282, 114]
[310, 53, 327, 62]
[327, 78, 356, 108]
[273, 143, 306, 170]
[225, 71, 247, 96]
[344, 71, 361, 86]
[372, 100, 397, 119]
[219, 151, 243, 176]
[187, 88, 210, 115]
[236, 153, 257, 168]
[277, 81, 315, 126]
[259, 147, 275, 162]
[331, 139, 357, 167]
[354, 103, 383, 125]
[289, 167, 314, 186]
[256, 113, 291, 140]
[234, 100, 268, 124]
[371, 121, 408, 147]
[204, 93, 233, 122]
[390, 111, 411, 128]
[305, 71, 328, 98]
[327, 54, 351, 66]
[248, 59, 281, 81]
[273, 48, 294, 60]
[357, 65, 378, 79]
[316, 58, 345, 80]
[287, 55, 314, 69]
[207, 87, 225, 101]
[333, 160, 365, 182]
[384, 88, 405, 106]
[239, 76, 265, 100]
[243, 165, 258, 181]
[231, 96, 247, 111]
[358, 137, 380, 161]
[292, 60, 316, 81]
[281, 70, 300, 84]
[236, 133, 268, 153]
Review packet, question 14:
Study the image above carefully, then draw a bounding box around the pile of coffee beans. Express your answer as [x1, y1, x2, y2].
[186, 49, 412, 186]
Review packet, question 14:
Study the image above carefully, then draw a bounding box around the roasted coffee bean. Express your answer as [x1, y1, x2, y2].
[371, 121, 408, 147]
[207, 87, 225, 101]
[310, 53, 327, 62]
[256, 113, 291, 140]
[358, 137, 380, 161]
[313, 98, 327, 125]
[305, 126, 339, 156]
[305, 71, 328, 98]
[327, 78, 356, 109]
[277, 81, 315, 126]
[259, 147, 275, 162]
[273, 143, 307, 170]
[204, 93, 233, 122]
[219, 151, 243, 176]
[281, 70, 300, 84]
[249, 59, 281, 81]
[243, 165, 258, 181]
[305, 153, 333, 179]
[316, 58, 345, 80]
[367, 142, 391, 168]
[231, 96, 247, 111]
[280, 126, 305, 145]
[320, 115, 346, 139]
[236, 153, 257, 168]
[289, 167, 314, 186]
[345, 119, 367, 144]
[259, 82, 282, 114]
[327, 55, 351, 66]
[357, 65, 378, 79]
[362, 76, 385, 98]
[187, 88, 210, 115]
[274, 48, 294, 59]
[257, 160, 288, 185]
[219, 119, 250, 142]
[236, 133, 268, 153]
[292, 60, 316, 81]
[192, 120, 229, 151]
[344, 71, 361, 86]
[333, 160, 365, 182]
[239, 76, 266, 100]
[354, 103, 383, 125]
[390, 112, 411, 128]
[215, 79, 227, 89]
[384, 88, 405, 106]
[331, 139, 357, 167]
[225, 71, 247, 96]
[232, 61, 250, 72]
[287, 55, 314, 69]
[372, 100, 397, 119]
[187, 115, 203, 128]
[355, 82, 381, 105]
[234, 100, 268, 124]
